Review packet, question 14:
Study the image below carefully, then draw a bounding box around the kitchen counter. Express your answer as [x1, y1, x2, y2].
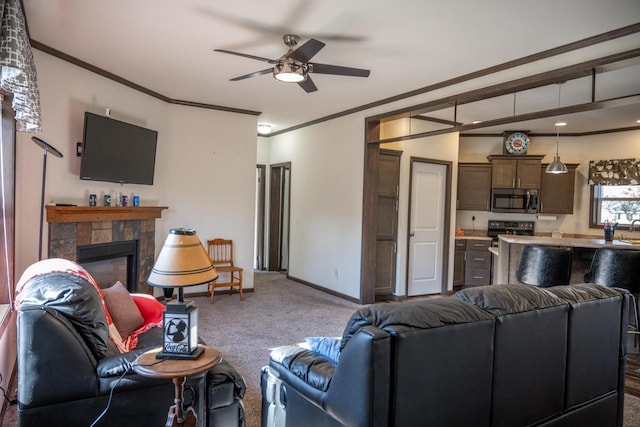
[497, 234, 640, 249]
[494, 234, 640, 285]
[455, 234, 492, 241]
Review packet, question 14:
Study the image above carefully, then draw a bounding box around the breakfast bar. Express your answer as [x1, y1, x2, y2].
[494, 234, 640, 285]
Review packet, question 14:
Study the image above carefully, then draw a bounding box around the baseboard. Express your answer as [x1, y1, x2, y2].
[286, 275, 360, 304]
[375, 293, 404, 302]
[181, 288, 255, 299]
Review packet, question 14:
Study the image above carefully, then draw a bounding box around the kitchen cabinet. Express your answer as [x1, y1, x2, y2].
[464, 239, 492, 287]
[488, 155, 544, 189]
[457, 164, 491, 211]
[454, 238, 492, 287]
[453, 239, 466, 287]
[539, 163, 578, 214]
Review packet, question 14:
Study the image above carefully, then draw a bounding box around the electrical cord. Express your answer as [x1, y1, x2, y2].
[89, 359, 167, 427]
[89, 368, 129, 427]
[0, 372, 16, 404]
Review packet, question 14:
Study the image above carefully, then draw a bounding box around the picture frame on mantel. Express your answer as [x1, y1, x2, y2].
[502, 131, 530, 155]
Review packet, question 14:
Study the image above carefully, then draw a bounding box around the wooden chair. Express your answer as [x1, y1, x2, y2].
[207, 238, 244, 303]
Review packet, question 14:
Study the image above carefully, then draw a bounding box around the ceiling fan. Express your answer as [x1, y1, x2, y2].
[214, 34, 370, 93]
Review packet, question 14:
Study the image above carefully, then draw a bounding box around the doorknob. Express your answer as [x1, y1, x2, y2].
[409, 232, 415, 237]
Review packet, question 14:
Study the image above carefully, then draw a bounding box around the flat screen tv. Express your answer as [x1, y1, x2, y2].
[80, 112, 158, 185]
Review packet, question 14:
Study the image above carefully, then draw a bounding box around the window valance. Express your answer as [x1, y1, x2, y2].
[0, 0, 41, 133]
[588, 158, 640, 185]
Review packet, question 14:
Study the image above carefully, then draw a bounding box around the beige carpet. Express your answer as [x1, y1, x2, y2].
[3, 272, 640, 427]
[197, 271, 362, 426]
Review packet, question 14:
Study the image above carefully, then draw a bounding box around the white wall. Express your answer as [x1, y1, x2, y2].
[15, 50, 258, 292]
[457, 130, 640, 238]
[265, 113, 462, 299]
[268, 116, 365, 298]
[257, 136, 270, 165]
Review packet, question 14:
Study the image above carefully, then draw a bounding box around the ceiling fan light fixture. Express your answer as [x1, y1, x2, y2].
[274, 61, 305, 83]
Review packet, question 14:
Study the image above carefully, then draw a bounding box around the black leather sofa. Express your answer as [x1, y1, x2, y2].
[261, 283, 629, 427]
[16, 262, 246, 427]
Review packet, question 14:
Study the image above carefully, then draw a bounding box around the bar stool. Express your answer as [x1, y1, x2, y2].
[584, 248, 640, 346]
[517, 245, 573, 287]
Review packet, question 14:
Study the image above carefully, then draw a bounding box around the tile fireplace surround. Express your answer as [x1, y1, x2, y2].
[46, 206, 167, 294]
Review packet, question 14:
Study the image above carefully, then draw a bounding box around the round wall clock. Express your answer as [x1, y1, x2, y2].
[504, 132, 529, 155]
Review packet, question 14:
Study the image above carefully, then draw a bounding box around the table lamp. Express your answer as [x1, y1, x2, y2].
[147, 228, 218, 359]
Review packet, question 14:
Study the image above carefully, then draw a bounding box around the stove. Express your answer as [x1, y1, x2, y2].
[487, 220, 535, 246]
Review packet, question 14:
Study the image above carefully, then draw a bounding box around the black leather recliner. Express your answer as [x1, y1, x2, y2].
[16, 263, 246, 427]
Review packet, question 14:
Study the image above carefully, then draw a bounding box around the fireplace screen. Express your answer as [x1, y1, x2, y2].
[77, 240, 139, 293]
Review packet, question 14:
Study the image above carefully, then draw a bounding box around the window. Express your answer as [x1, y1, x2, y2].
[591, 185, 640, 228]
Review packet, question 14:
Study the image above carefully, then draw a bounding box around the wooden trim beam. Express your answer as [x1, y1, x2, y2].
[375, 94, 640, 144]
[376, 48, 640, 122]
[30, 40, 262, 117]
[460, 125, 640, 138]
[413, 115, 463, 127]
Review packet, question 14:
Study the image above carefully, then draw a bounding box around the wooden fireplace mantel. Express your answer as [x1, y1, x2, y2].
[46, 206, 168, 223]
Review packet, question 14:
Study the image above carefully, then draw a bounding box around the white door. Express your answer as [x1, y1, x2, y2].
[408, 161, 446, 296]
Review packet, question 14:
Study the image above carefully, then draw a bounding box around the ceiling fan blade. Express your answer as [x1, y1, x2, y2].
[198, 4, 366, 45]
[214, 49, 277, 64]
[230, 69, 273, 81]
[298, 76, 318, 93]
[298, 33, 366, 42]
[287, 39, 326, 63]
[309, 62, 370, 77]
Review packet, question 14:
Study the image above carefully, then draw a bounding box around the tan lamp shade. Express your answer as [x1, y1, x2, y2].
[147, 228, 218, 288]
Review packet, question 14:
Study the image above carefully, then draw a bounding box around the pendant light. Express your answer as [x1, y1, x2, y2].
[546, 83, 568, 174]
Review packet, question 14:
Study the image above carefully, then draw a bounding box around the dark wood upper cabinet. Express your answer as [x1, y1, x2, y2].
[457, 164, 491, 211]
[539, 164, 578, 214]
[488, 155, 544, 189]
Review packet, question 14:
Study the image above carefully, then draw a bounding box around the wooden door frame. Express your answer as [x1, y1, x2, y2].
[360, 121, 380, 304]
[268, 162, 291, 272]
[405, 157, 453, 296]
[255, 164, 266, 270]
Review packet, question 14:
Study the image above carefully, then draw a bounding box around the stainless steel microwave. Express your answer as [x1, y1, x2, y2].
[491, 188, 539, 213]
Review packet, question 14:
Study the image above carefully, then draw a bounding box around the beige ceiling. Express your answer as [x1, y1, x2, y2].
[23, 0, 640, 135]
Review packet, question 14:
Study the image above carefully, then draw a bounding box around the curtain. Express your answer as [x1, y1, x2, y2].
[588, 158, 640, 185]
[0, 0, 41, 133]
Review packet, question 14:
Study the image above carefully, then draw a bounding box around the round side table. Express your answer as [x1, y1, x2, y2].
[134, 344, 221, 427]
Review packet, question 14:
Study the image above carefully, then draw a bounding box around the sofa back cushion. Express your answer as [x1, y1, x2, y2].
[341, 297, 496, 426]
[456, 284, 569, 427]
[340, 297, 494, 349]
[546, 284, 627, 410]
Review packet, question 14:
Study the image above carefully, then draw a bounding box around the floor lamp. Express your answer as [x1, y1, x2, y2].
[31, 137, 63, 260]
